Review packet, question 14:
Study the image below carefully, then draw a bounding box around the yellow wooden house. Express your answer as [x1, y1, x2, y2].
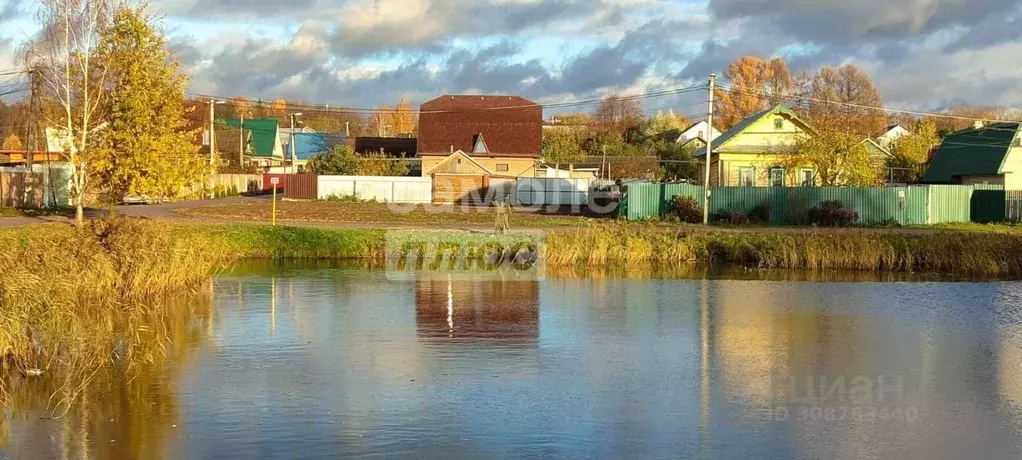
[695, 105, 817, 187]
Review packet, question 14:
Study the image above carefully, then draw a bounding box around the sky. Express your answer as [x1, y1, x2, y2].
[0, 0, 1020, 116]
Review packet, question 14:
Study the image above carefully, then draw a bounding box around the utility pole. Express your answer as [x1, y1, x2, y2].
[208, 99, 216, 166]
[601, 144, 608, 181]
[702, 73, 716, 225]
[28, 68, 41, 169]
[239, 114, 245, 168]
[290, 113, 303, 173]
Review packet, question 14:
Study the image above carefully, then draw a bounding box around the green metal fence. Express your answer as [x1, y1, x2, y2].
[972, 190, 1008, 223]
[927, 185, 974, 224]
[624, 184, 969, 225]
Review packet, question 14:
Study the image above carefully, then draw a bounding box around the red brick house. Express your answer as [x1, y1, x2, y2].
[417, 95, 543, 204]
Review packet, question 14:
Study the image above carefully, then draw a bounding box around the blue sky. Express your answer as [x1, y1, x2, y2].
[1, 0, 1020, 115]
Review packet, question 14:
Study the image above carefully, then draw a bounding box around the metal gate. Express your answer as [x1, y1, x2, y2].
[971, 189, 1006, 223]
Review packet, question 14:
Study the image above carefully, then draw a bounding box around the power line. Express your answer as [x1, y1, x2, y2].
[716, 85, 1020, 124]
[185, 84, 709, 115]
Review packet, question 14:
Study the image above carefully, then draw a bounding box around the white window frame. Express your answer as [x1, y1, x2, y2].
[739, 166, 756, 187]
[769, 167, 785, 187]
[799, 168, 814, 187]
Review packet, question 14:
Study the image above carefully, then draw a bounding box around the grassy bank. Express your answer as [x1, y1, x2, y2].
[546, 225, 1022, 276]
[0, 218, 225, 408]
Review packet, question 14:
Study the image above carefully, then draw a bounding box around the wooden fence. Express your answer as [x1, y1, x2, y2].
[0, 171, 46, 208]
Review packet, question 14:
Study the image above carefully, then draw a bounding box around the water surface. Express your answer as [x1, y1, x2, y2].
[4, 263, 1022, 459]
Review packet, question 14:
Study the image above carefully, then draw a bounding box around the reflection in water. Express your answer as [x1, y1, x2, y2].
[415, 275, 539, 342]
[2, 293, 213, 460]
[3, 264, 1022, 459]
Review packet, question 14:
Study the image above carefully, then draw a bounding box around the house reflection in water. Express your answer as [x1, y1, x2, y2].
[415, 276, 540, 342]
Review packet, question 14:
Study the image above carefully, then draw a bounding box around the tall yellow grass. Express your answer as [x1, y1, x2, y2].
[0, 217, 226, 411]
[545, 226, 1022, 276]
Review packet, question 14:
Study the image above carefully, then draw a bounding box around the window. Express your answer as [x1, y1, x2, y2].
[739, 167, 756, 187]
[496, 163, 509, 172]
[774, 118, 784, 130]
[769, 167, 785, 187]
[800, 169, 814, 187]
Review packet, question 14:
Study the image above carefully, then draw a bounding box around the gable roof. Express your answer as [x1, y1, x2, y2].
[225, 118, 280, 158]
[285, 132, 345, 161]
[694, 105, 811, 157]
[417, 95, 542, 157]
[923, 122, 1020, 183]
[861, 138, 892, 158]
[423, 150, 495, 175]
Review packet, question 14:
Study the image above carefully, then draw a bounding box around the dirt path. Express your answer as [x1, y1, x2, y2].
[0, 197, 998, 236]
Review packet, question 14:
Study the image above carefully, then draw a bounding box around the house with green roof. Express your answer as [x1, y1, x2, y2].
[223, 118, 284, 166]
[923, 122, 1022, 189]
[695, 105, 819, 187]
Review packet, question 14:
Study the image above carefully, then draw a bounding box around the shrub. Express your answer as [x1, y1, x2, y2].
[748, 202, 771, 224]
[808, 200, 859, 227]
[669, 196, 703, 223]
[324, 193, 374, 203]
[711, 209, 749, 225]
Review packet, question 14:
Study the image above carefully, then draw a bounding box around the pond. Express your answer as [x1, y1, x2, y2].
[3, 263, 1022, 459]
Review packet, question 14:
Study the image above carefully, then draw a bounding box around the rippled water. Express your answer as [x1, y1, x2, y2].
[5, 263, 1022, 459]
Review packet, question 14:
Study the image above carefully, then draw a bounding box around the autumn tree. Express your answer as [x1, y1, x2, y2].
[657, 142, 698, 182]
[369, 98, 417, 137]
[270, 97, 288, 119]
[228, 96, 254, 120]
[303, 110, 369, 136]
[542, 127, 588, 164]
[593, 94, 644, 141]
[2, 134, 23, 151]
[714, 57, 769, 130]
[645, 110, 690, 137]
[765, 58, 794, 107]
[388, 98, 416, 135]
[887, 119, 940, 182]
[307, 145, 409, 176]
[808, 64, 886, 136]
[356, 152, 410, 176]
[91, 5, 208, 201]
[782, 129, 881, 186]
[27, 0, 119, 223]
[307, 145, 359, 175]
[933, 106, 1005, 135]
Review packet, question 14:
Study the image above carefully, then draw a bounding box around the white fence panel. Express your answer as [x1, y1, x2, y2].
[515, 178, 597, 207]
[318, 175, 432, 204]
[392, 179, 432, 203]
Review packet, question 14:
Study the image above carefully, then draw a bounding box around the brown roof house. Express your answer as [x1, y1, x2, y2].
[417, 95, 543, 204]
